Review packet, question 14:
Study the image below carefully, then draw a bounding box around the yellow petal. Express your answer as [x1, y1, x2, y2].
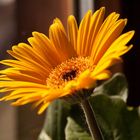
[67, 15, 78, 51]
[92, 70, 111, 80]
[91, 17, 127, 64]
[77, 7, 105, 56]
[38, 102, 50, 114]
[49, 23, 77, 60]
[77, 10, 92, 56]
[77, 70, 96, 89]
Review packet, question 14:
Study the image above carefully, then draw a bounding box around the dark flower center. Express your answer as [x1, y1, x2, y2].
[62, 70, 77, 81]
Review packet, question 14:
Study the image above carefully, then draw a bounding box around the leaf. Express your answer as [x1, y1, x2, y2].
[89, 94, 140, 140]
[38, 100, 71, 140]
[94, 73, 128, 101]
[65, 117, 92, 140]
[38, 130, 52, 140]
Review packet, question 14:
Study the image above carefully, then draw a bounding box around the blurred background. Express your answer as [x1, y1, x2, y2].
[0, 0, 139, 140]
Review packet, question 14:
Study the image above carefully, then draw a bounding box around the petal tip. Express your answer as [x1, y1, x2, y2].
[100, 7, 105, 12]
[128, 30, 135, 37]
[32, 31, 41, 37]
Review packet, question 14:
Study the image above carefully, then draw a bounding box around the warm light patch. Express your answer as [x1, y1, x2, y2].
[47, 57, 93, 88]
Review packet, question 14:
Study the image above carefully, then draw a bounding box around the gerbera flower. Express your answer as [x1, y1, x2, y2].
[0, 7, 134, 114]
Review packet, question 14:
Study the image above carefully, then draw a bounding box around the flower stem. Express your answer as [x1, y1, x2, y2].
[80, 99, 104, 140]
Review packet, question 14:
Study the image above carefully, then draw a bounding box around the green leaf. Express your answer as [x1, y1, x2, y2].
[65, 117, 92, 140]
[94, 73, 128, 101]
[38, 100, 71, 140]
[38, 130, 52, 140]
[89, 94, 140, 140]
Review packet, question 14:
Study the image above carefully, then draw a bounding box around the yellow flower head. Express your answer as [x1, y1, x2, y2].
[0, 7, 134, 114]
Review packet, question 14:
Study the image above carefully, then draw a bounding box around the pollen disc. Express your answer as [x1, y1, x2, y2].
[47, 57, 92, 88]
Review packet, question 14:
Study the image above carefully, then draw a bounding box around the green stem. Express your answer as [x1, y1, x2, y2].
[80, 99, 104, 140]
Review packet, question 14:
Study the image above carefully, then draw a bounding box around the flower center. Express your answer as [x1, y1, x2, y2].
[62, 69, 77, 81]
[47, 57, 91, 88]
